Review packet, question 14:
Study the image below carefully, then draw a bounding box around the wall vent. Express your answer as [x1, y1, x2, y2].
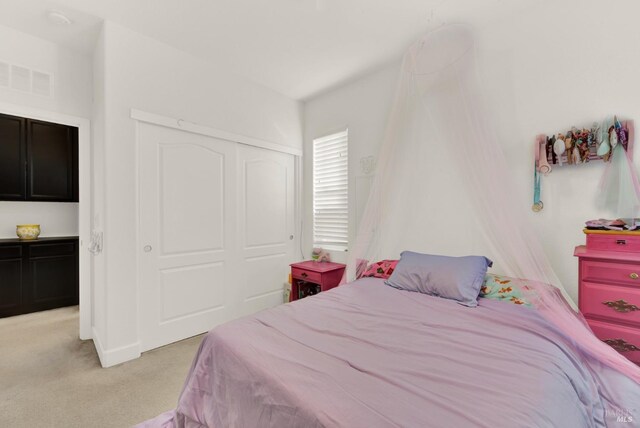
[0, 62, 9, 87]
[0, 61, 53, 98]
[11, 65, 31, 92]
[32, 71, 52, 97]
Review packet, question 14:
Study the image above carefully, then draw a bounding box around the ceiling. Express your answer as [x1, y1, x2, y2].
[0, 0, 536, 100]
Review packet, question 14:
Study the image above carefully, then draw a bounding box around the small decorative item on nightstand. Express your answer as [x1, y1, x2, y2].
[575, 229, 640, 365]
[311, 248, 331, 263]
[289, 261, 346, 302]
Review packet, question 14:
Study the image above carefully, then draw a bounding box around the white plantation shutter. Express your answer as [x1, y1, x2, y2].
[313, 130, 348, 250]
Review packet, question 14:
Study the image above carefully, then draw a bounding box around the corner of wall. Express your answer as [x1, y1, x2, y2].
[92, 326, 140, 368]
[91, 21, 108, 345]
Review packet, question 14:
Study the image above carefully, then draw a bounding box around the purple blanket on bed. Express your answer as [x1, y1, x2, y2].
[139, 278, 639, 427]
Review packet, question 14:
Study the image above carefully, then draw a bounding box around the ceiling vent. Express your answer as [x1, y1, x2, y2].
[0, 61, 53, 98]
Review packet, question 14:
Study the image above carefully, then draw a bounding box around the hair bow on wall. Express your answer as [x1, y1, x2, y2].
[532, 116, 635, 212]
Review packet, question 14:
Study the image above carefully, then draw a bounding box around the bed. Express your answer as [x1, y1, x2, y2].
[140, 277, 640, 427]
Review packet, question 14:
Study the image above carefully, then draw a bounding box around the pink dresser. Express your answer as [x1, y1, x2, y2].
[575, 230, 640, 365]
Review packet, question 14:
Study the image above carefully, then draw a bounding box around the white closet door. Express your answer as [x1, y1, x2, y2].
[138, 123, 237, 352]
[236, 145, 296, 316]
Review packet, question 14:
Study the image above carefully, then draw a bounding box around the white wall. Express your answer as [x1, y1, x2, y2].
[0, 25, 92, 116]
[0, 202, 78, 238]
[0, 24, 92, 239]
[478, 0, 640, 303]
[303, 0, 640, 303]
[93, 21, 303, 365]
[91, 26, 107, 350]
[303, 63, 400, 264]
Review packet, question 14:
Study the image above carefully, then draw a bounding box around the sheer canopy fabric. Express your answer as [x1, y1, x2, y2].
[347, 24, 640, 384]
[599, 130, 640, 221]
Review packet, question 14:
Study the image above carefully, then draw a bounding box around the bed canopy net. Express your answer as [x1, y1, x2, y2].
[346, 24, 640, 384]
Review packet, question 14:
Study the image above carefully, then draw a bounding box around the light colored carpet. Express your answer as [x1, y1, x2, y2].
[0, 306, 203, 427]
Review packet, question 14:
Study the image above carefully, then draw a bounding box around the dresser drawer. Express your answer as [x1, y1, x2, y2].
[582, 260, 640, 287]
[581, 282, 640, 326]
[291, 267, 322, 284]
[587, 319, 640, 364]
[587, 233, 640, 253]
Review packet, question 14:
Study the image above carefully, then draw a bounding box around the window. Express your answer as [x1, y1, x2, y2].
[313, 130, 348, 251]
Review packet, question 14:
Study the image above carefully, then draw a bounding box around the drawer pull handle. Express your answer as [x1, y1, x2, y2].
[616, 239, 627, 245]
[301, 272, 308, 278]
[602, 338, 640, 353]
[602, 299, 640, 313]
[630, 273, 639, 280]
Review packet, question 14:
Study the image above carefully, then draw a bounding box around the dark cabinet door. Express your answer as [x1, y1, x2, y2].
[27, 120, 78, 202]
[0, 246, 23, 318]
[0, 239, 79, 318]
[23, 242, 78, 314]
[0, 113, 26, 200]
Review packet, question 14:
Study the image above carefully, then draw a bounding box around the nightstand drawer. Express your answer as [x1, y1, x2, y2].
[587, 319, 640, 364]
[291, 267, 322, 284]
[582, 260, 640, 287]
[581, 282, 640, 326]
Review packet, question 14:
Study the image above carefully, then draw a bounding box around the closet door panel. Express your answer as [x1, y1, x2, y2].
[0, 113, 26, 200]
[138, 121, 298, 352]
[159, 144, 225, 255]
[138, 123, 237, 352]
[237, 145, 295, 316]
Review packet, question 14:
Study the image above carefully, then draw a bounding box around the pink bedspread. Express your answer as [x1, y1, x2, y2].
[139, 278, 639, 427]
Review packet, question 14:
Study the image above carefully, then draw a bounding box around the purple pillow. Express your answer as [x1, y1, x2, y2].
[385, 251, 493, 307]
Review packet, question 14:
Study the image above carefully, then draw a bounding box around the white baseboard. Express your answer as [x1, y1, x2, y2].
[79, 321, 92, 341]
[92, 327, 141, 367]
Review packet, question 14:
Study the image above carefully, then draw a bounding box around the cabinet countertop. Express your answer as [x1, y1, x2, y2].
[0, 236, 79, 244]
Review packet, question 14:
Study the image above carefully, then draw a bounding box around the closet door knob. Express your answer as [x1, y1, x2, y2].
[630, 273, 638, 280]
[144, 245, 153, 253]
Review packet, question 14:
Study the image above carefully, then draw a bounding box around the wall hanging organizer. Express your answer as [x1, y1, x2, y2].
[532, 116, 635, 212]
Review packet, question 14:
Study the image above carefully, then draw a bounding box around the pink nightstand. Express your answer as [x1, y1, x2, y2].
[290, 261, 346, 302]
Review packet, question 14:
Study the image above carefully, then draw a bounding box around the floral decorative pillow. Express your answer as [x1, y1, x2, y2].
[360, 260, 398, 279]
[479, 274, 533, 307]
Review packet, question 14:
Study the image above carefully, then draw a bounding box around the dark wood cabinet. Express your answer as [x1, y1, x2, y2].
[0, 237, 78, 318]
[0, 113, 78, 202]
[27, 120, 78, 201]
[0, 246, 23, 317]
[0, 114, 26, 200]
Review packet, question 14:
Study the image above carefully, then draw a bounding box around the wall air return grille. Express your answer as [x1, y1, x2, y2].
[32, 71, 52, 97]
[0, 61, 53, 98]
[0, 62, 9, 87]
[10, 65, 30, 92]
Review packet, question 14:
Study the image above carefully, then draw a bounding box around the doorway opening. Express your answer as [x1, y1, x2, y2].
[0, 102, 91, 341]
